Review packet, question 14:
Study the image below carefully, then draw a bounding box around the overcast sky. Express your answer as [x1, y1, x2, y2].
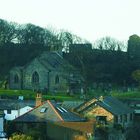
[0, 0, 140, 42]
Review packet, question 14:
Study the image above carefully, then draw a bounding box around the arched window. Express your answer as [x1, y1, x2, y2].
[55, 75, 59, 84]
[32, 71, 39, 84]
[14, 74, 19, 83]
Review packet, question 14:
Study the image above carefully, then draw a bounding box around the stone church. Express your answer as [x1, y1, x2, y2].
[9, 51, 82, 93]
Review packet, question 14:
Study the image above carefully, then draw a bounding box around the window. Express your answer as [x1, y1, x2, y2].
[7, 110, 11, 114]
[124, 114, 127, 122]
[55, 75, 59, 84]
[60, 107, 67, 113]
[14, 74, 19, 83]
[56, 107, 63, 113]
[130, 113, 133, 121]
[120, 115, 122, 123]
[32, 71, 39, 84]
[40, 107, 48, 113]
[114, 115, 118, 123]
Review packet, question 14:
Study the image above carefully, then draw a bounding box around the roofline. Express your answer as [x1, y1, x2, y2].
[47, 100, 64, 121]
[96, 101, 134, 115]
[14, 100, 48, 121]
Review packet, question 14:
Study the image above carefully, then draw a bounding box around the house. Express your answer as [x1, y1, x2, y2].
[12, 98, 90, 140]
[0, 99, 34, 120]
[120, 99, 140, 115]
[9, 51, 82, 93]
[14, 100, 85, 123]
[0, 110, 7, 139]
[74, 96, 134, 127]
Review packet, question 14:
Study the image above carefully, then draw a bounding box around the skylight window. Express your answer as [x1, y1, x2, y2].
[40, 107, 47, 113]
[56, 107, 64, 113]
[60, 107, 67, 113]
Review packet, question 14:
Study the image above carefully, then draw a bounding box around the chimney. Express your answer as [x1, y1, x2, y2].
[35, 93, 42, 107]
[99, 96, 104, 101]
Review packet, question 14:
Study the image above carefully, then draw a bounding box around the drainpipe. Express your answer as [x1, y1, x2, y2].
[47, 70, 51, 92]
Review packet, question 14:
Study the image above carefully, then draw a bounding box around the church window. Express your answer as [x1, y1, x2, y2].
[32, 71, 39, 84]
[55, 75, 59, 84]
[14, 74, 19, 83]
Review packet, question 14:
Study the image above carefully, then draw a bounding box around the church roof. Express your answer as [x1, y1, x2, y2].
[36, 51, 75, 71]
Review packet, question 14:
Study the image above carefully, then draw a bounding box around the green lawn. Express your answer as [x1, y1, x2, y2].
[0, 89, 77, 101]
[1, 89, 140, 101]
[111, 91, 140, 99]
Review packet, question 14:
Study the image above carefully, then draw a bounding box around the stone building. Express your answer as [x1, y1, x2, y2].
[74, 96, 134, 140]
[74, 96, 134, 127]
[9, 51, 82, 93]
[13, 99, 88, 140]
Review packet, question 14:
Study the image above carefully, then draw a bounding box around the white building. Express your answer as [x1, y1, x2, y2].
[0, 99, 34, 121]
[4, 106, 33, 120]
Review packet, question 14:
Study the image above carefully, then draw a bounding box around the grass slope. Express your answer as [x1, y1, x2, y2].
[0, 89, 76, 101]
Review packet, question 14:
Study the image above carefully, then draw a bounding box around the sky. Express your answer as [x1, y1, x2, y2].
[0, 0, 140, 42]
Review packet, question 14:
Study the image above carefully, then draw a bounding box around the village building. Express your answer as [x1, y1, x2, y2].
[0, 99, 34, 121]
[12, 96, 94, 140]
[0, 110, 7, 139]
[74, 96, 134, 140]
[74, 96, 134, 127]
[9, 51, 82, 93]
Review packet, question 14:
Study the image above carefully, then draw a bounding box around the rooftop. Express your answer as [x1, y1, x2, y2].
[14, 100, 85, 123]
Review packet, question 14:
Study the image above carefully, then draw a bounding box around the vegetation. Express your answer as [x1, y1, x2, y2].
[0, 89, 78, 101]
[9, 133, 33, 140]
[0, 18, 140, 91]
[0, 88, 140, 100]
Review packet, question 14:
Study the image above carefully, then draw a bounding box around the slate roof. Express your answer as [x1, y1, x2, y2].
[55, 121, 95, 133]
[37, 51, 75, 71]
[75, 96, 133, 115]
[0, 99, 35, 110]
[14, 100, 85, 123]
[61, 101, 84, 110]
[96, 96, 134, 115]
[51, 101, 85, 122]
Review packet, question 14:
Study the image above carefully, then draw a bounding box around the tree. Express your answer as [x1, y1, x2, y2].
[94, 36, 126, 51]
[132, 70, 140, 87]
[0, 19, 17, 45]
[57, 30, 89, 52]
[16, 23, 46, 45]
[9, 133, 33, 140]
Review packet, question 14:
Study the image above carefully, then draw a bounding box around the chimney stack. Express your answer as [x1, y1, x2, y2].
[99, 96, 104, 101]
[35, 93, 42, 107]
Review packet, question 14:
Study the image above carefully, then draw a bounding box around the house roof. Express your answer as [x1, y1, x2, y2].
[75, 96, 133, 115]
[14, 100, 85, 123]
[55, 121, 94, 134]
[0, 99, 35, 110]
[96, 96, 134, 115]
[61, 101, 84, 110]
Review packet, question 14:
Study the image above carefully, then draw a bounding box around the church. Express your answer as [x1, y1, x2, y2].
[9, 51, 82, 93]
